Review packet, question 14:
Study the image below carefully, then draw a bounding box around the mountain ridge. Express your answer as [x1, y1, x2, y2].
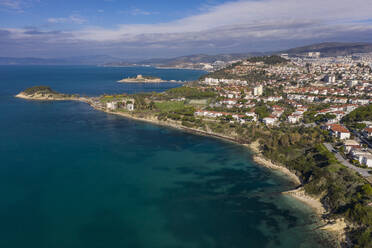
[280, 42, 372, 56]
[2, 42, 372, 66]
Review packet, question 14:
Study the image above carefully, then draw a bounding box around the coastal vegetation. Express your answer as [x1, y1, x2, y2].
[237, 125, 372, 247]
[18, 86, 78, 99]
[23, 86, 57, 95]
[200, 55, 289, 82]
[342, 104, 372, 129]
[165, 86, 216, 99]
[99, 94, 128, 103]
[246, 55, 289, 65]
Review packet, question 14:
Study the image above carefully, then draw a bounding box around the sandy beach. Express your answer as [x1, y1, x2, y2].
[247, 141, 301, 185]
[246, 141, 347, 243]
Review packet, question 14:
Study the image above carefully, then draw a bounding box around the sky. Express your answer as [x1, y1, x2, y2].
[1, 0, 372, 60]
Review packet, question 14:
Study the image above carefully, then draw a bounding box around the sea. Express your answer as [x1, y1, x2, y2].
[0, 65, 331, 248]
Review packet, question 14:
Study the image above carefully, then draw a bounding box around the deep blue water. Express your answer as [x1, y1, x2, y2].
[0, 66, 329, 248]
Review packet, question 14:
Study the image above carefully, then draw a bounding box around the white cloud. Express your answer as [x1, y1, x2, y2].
[118, 8, 158, 16]
[69, 0, 372, 42]
[0, 0, 26, 11]
[48, 15, 87, 25]
[129, 8, 151, 16]
[2, 0, 372, 57]
[0, 0, 21, 9]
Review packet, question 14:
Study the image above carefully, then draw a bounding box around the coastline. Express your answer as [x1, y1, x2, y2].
[15, 94, 348, 246]
[92, 105, 348, 245]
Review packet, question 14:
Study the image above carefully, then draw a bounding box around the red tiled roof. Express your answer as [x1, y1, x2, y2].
[364, 128, 372, 133]
[330, 124, 349, 133]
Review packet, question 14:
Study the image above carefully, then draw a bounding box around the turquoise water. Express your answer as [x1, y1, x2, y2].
[0, 66, 329, 248]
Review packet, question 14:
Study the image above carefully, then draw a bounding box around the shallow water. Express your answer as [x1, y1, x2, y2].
[0, 66, 329, 248]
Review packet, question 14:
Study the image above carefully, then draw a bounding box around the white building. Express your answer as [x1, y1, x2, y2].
[245, 112, 257, 122]
[288, 114, 302, 124]
[262, 116, 277, 126]
[106, 102, 118, 110]
[253, 85, 263, 96]
[204, 78, 220, 86]
[328, 124, 351, 140]
[127, 103, 134, 111]
[361, 155, 372, 167]
[363, 128, 372, 138]
[343, 140, 361, 154]
[195, 110, 224, 118]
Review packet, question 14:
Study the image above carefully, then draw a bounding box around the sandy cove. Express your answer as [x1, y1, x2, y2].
[247, 141, 301, 185]
[247, 141, 348, 244]
[15, 95, 348, 245]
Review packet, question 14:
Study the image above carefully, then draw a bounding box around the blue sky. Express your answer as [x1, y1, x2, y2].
[0, 0, 231, 28]
[1, 0, 372, 59]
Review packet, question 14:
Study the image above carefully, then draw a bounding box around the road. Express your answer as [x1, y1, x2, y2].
[323, 143, 371, 178]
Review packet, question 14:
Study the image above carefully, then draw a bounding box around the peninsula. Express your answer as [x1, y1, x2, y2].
[16, 55, 372, 248]
[118, 74, 169, 83]
[16, 86, 80, 101]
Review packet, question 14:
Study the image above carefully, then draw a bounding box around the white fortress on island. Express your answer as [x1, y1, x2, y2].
[117, 74, 168, 83]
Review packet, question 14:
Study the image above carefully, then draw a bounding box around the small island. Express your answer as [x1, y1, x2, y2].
[117, 74, 169, 83]
[16, 86, 80, 101]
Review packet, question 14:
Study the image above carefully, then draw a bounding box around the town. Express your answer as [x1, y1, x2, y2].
[101, 53, 372, 178]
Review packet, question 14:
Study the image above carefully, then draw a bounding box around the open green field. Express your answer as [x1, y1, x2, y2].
[99, 95, 127, 103]
[155, 101, 185, 112]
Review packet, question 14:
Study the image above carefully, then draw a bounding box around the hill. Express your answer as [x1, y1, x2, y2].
[137, 53, 263, 65]
[105, 53, 265, 69]
[281, 42, 372, 57]
[0, 55, 121, 65]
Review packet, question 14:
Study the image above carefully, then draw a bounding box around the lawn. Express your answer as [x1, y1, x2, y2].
[155, 101, 185, 112]
[99, 95, 127, 103]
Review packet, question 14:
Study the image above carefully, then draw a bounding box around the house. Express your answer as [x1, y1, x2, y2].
[343, 140, 361, 154]
[262, 116, 277, 126]
[361, 154, 372, 167]
[220, 99, 238, 105]
[253, 85, 263, 96]
[245, 112, 257, 122]
[232, 114, 247, 124]
[127, 103, 134, 111]
[363, 128, 372, 138]
[288, 114, 302, 124]
[195, 110, 224, 118]
[328, 124, 351, 140]
[350, 148, 367, 160]
[272, 105, 285, 117]
[106, 102, 118, 110]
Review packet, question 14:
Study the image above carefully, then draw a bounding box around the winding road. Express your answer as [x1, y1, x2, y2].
[323, 143, 371, 178]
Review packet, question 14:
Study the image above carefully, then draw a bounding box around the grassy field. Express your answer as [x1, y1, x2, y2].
[99, 95, 127, 103]
[155, 101, 185, 112]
